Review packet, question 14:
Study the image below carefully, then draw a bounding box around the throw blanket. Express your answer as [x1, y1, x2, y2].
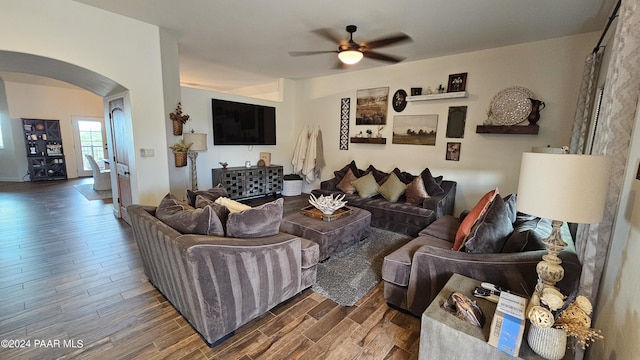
[292, 126, 325, 183]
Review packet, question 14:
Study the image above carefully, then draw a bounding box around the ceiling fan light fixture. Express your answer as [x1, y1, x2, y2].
[338, 50, 363, 64]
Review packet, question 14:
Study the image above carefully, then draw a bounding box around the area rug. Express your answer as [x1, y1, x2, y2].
[73, 183, 112, 201]
[312, 227, 412, 306]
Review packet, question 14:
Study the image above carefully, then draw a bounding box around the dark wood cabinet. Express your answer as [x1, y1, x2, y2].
[212, 165, 283, 200]
[22, 118, 67, 181]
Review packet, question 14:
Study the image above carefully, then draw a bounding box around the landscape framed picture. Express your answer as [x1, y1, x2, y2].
[356, 87, 389, 125]
[392, 114, 438, 146]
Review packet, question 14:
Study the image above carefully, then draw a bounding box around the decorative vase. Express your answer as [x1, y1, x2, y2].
[174, 152, 187, 167]
[527, 325, 567, 360]
[172, 120, 183, 136]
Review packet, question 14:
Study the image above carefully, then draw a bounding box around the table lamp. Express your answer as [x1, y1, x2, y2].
[183, 131, 207, 191]
[517, 151, 611, 289]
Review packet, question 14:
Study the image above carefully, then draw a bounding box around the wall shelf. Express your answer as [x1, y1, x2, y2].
[406, 91, 468, 102]
[475, 125, 539, 134]
[350, 137, 387, 144]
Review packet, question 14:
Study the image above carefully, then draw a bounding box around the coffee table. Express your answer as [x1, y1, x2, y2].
[280, 207, 371, 261]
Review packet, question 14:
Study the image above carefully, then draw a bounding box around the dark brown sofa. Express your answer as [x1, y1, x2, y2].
[311, 163, 456, 236]
[381, 195, 581, 317]
[128, 204, 320, 346]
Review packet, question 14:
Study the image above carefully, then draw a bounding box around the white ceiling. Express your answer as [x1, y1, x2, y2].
[8, 0, 618, 93]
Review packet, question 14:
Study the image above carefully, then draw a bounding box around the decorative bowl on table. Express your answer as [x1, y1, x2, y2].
[308, 193, 347, 215]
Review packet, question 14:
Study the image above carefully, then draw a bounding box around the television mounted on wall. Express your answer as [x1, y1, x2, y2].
[211, 99, 276, 145]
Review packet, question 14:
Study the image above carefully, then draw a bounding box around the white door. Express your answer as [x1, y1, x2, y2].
[72, 117, 108, 177]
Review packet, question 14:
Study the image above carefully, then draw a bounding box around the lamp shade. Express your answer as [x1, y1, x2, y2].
[183, 132, 207, 151]
[338, 50, 363, 65]
[517, 152, 611, 224]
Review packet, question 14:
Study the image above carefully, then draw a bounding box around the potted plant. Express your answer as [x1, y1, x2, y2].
[170, 102, 190, 135]
[169, 139, 192, 167]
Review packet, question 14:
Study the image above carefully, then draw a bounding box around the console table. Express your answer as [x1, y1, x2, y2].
[419, 274, 570, 359]
[212, 165, 283, 200]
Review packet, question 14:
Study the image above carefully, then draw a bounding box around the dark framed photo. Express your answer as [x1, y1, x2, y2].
[392, 89, 407, 112]
[447, 73, 467, 93]
[446, 142, 461, 161]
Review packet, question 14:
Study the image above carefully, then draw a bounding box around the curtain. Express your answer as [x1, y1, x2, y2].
[574, 0, 640, 315]
[569, 51, 603, 154]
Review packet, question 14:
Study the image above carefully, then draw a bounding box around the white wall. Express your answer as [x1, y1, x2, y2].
[0, 78, 24, 182]
[0, 0, 176, 206]
[295, 32, 599, 214]
[173, 79, 297, 196]
[2, 81, 104, 180]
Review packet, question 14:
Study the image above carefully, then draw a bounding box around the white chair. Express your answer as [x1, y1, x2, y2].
[85, 154, 112, 191]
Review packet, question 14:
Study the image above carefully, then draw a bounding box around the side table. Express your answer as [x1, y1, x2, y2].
[419, 273, 571, 359]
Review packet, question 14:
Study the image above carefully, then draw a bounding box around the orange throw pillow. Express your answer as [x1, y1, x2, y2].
[452, 188, 499, 251]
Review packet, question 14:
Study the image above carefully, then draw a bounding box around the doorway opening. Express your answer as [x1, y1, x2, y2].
[73, 117, 107, 177]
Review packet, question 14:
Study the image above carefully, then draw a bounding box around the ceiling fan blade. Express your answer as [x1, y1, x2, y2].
[289, 50, 338, 56]
[363, 33, 412, 49]
[312, 28, 345, 45]
[363, 50, 405, 63]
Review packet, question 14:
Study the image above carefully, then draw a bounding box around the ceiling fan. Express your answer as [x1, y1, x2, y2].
[289, 25, 412, 68]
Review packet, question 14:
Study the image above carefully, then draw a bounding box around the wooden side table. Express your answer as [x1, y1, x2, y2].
[418, 273, 570, 359]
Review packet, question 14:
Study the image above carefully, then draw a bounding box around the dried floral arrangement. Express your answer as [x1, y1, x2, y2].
[169, 139, 192, 153]
[527, 285, 603, 350]
[170, 102, 190, 124]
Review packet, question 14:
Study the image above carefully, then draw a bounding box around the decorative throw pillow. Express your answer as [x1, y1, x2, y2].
[336, 168, 359, 194]
[186, 184, 228, 207]
[226, 198, 283, 238]
[463, 196, 514, 253]
[378, 172, 406, 202]
[156, 193, 225, 236]
[334, 160, 361, 182]
[452, 188, 499, 251]
[351, 172, 380, 198]
[392, 167, 416, 184]
[195, 195, 230, 231]
[363, 165, 390, 184]
[404, 176, 430, 205]
[214, 196, 251, 213]
[503, 193, 517, 224]
[420, 168, 445, 196]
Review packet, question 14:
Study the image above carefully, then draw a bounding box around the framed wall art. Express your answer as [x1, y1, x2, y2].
[447, 73, 467, 93]
[446, 106, 467, 138]
[340, 98, 350, 150]
[356, 87, 389, 125]
[392, 89, 407, 112]
[446, 142, 461, 161]
[392, 114, 438, 146]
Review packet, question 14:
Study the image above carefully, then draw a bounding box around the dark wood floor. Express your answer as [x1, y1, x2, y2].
[0, 179, 420, 360]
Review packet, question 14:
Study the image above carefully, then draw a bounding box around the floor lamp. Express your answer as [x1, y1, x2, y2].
[517, 152, 611, 294]
[183, 131, 207, 191]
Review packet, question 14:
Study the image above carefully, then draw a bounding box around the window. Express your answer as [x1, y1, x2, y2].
[78, 120, 105, 170]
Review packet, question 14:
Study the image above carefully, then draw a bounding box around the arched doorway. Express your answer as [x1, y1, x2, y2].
[0, 50, 132, 220]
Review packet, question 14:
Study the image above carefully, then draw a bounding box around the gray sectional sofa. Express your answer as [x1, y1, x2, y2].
[381, 193, 581, 317]
[128, 204, 320, 346]
[311, 162, 456, 236]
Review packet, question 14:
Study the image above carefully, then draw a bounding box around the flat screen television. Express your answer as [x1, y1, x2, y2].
[211, 99, 276, 145]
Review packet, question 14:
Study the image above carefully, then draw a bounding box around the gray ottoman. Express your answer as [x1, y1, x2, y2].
[280, 207, 371, 261]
